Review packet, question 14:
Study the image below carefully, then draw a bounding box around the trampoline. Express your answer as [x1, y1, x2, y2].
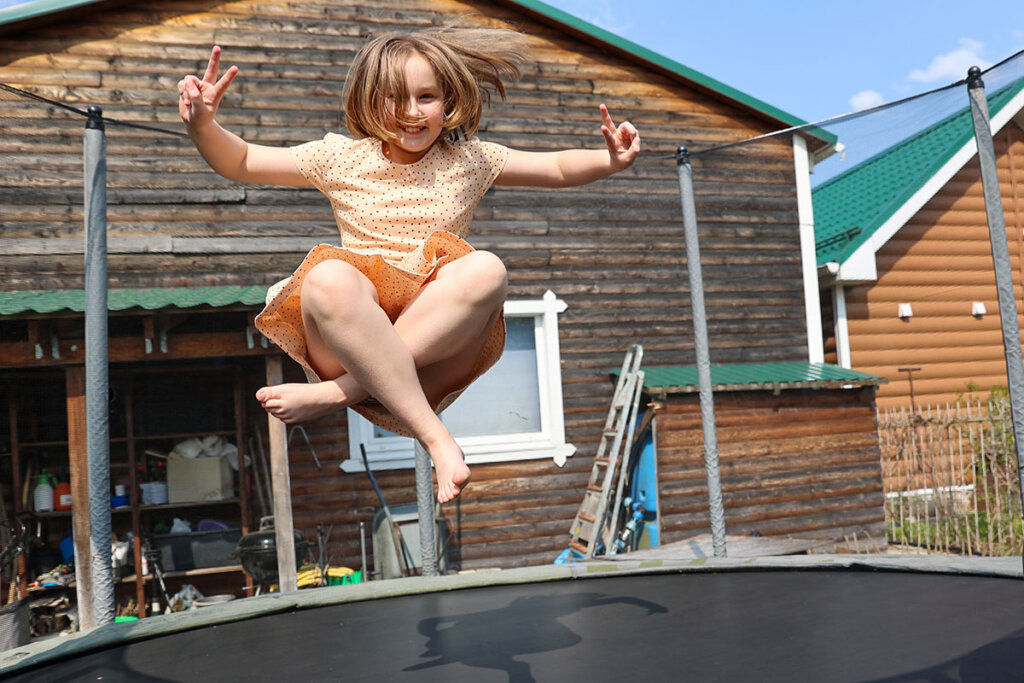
[1, 555, 1023, 682]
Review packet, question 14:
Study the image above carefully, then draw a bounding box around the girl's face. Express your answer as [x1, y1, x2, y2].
[384, 53, 445, 164]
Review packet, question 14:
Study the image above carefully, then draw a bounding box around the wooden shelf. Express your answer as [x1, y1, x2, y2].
[139, 498, 240, 512]
[133, 429, 237, 443]
[29, 565, 246, 592]
[118, 564, 246, 582]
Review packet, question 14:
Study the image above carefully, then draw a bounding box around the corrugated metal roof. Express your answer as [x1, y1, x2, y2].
[631, 362, 886, 395]
[813, 79, 1024, 267]
[0, 286, 268, 315]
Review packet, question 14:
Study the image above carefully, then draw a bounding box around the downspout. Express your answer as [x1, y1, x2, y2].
[832, 282, 852, 368]
[793, 134, 824, 363]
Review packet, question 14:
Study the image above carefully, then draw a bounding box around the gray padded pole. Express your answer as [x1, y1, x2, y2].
[966, 68, 1024, 523]
[84, 105, 114, 625]
[676, 148, 727, 558]
[414, 441, 437, 575]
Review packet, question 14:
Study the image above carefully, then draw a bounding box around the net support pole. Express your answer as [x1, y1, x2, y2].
[414, 441, 437, 576]
[676, 147, 727, 557]
[265, 356, 298, 593]
[84, 105, 114, 625]
[966, 68, 1024, 548]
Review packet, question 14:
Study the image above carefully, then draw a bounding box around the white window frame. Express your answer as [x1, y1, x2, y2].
[341, 290, 576, 472]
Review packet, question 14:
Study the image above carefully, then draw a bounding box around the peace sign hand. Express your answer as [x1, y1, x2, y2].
[178, 46, 239, 130]
[599, 104, 641, 171]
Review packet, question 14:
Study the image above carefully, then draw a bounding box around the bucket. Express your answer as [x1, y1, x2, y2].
[140, 482, 168, 506]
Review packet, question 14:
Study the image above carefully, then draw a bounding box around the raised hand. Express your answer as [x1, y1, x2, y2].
[178, 46, 239, 130]
[599, 104, 640, 171]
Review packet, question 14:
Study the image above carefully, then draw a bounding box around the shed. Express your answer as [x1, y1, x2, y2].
[814, 79, 1024, 409]
[642, 362, 888, 547]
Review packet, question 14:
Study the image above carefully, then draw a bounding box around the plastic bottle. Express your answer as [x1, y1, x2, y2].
[55, 471, 72, 511]
[33, 472, 56, 512]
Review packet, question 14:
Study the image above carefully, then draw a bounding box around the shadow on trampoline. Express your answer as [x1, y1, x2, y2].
[404, 591, 667, 682]
[871, 630, 1024, 683]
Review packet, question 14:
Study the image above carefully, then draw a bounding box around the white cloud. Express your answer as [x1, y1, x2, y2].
[907, 39, 991, 84]
[849, 89, 884, 111]
[565, 0, 631, 35]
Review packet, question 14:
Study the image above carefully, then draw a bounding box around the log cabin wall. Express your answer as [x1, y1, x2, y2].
[654, 386, 886, 545]
[1, 0, 816, 570]
[827, 124, 1024, 410]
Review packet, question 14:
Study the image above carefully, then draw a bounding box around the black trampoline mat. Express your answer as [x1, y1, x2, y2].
[10, 570, 1024, 682]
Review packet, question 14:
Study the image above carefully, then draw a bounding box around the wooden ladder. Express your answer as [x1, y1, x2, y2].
[568, 344, 644, 558]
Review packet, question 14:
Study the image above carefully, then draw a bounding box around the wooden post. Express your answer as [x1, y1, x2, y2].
[265, 356, 297, 592]
[66, 366, 93, 629]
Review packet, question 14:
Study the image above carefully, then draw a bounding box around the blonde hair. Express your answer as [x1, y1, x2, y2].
[343, 26, 531, 141]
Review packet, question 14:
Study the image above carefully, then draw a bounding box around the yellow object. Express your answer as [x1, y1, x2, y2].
[296, 564, 355, 589]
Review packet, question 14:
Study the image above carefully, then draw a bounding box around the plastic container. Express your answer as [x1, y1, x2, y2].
[55, 475, 72, 511]
[33, 474, 56, 513]
[150, 529, 242, 571]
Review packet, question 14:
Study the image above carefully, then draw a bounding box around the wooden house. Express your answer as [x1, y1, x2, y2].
[814, 79, 1024, 410]
[0, 0, 878, 615]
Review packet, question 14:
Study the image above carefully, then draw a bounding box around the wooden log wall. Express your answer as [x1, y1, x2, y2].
[654, 387, 886, 545]
[2, 0, 815, 569]
[828, 124, 1024, 410]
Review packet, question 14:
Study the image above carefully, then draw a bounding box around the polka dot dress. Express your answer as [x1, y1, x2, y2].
[255, 134, 509, 436]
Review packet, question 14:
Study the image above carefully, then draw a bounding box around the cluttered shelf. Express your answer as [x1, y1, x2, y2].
[27, 564, 246, 593]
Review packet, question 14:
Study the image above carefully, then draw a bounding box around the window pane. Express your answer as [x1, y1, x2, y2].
[443, 316, 541, 437]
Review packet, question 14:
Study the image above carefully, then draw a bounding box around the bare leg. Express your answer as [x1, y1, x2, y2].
[256, 251, 506, 420]
[257, 253, 507, 502]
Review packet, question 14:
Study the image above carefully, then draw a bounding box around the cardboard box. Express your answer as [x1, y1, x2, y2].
[167, 454, 234, 503]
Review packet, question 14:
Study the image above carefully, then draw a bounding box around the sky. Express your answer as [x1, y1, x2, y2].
[542, 0, 1024, 124]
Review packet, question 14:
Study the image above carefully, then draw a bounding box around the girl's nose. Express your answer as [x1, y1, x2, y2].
[405, 97, 420, 116]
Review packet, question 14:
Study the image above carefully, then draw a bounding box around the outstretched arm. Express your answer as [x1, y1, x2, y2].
[178, 47, 309, 186]
[495, 104, 640, 187]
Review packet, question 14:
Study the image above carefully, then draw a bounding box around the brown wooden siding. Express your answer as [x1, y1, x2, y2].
[1, 0, 814, 569]
[835, 124, 1024, 410]
[654, 387, 886, 543]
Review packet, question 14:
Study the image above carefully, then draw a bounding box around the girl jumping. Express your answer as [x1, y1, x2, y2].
[177, 26, 640, 503]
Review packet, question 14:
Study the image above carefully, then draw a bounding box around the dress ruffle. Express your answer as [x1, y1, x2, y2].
[254, 231, 506, 436]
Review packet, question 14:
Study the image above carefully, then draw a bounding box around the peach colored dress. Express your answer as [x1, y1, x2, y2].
[254, 133, 509, 435]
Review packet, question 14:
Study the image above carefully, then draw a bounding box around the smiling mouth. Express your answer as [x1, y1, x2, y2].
[402, 126, 427, 134]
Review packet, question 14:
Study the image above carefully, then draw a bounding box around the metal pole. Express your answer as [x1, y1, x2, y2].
[84, 105, 114, 625]
[966, 67, 1024, 548]
[414, 441, 437, 576]
[676, 147, 727, 557]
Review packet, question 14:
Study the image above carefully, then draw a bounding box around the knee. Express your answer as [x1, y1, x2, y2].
[458, 251, 508, 303]
[301, 261, 374, 316]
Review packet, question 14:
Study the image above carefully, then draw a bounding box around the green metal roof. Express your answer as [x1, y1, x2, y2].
[0, 286, 268, 315]
[0, 0, 98, 26]
[813, 79, 1024, 267]
[631, 362, 886, 395]
[0, 0, 819, 140]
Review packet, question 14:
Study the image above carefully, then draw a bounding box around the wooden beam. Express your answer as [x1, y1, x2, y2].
[66, 365, 93, 629]
[0, 330, 274, 368]
[265, 355, 297, 593]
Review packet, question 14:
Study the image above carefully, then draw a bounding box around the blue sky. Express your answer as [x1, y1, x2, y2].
[542, 0, 1024, 124]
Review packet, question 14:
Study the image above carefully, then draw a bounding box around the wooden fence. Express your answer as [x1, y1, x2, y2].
[877, 395, 1023, 555]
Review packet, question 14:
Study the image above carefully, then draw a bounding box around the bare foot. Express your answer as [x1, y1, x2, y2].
[256, 382, 349, 424]
[432, 442, 471, 504]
